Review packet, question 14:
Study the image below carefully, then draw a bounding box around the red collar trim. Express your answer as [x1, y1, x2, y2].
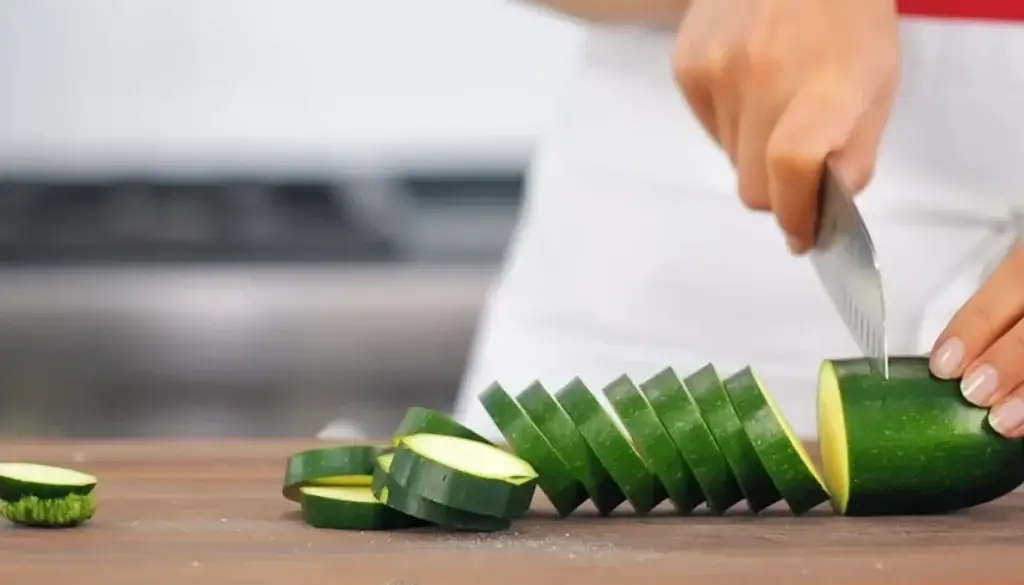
[898, 0, 1024, 21]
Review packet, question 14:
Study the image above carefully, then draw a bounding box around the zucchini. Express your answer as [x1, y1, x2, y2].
[392, 407, 491, 446]
[479, 382, 588, 517]
[300, 485, 429, 530]
[517, 382, 627, 515]
[818, 356, 1024, 516]
[282, 445, 379, 502]
[0, 462, 97, 502]
[723, 367, 829, 514]
[639, 367, 743, 514]
[0, 494, 96, 528]
[604, 375, 705, 514]
[387, 433, 537, 519]
[555, 377, 667, 514]
[685, 364, 782, 513]
[371, 453, 509, 531]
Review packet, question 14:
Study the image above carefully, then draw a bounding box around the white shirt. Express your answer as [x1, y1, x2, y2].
[454, 17, 1024, 441]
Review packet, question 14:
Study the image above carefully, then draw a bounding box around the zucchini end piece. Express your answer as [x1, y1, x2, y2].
[1, 493, 96, 528]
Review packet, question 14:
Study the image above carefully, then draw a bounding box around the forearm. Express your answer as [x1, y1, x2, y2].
[528, 0, 691, 26]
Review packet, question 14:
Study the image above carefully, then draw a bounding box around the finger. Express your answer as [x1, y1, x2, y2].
[673, 40, 720, 144]
[962, 314, 1024, 415]
[713, 81, 740, 166]
[930, 244, 1024, 386]
[734, 87, 783, 212]
[828, 87, 894, 195]
[989, 382, 1024, 439]
[765, 84, 862, 254]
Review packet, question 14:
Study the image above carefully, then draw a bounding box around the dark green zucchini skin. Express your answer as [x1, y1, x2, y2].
[517, 382, 627, 515]
[723, 367, 828, 515]
[640, 368, 743, 514]
[387, 441, 536, 519]
[281, 445, 380, 502]
[392, 407, 492, 446]
[685, 364, 781, 514]
[828, 356, 1024, 516]
[556, 377, 668, 515]
[479, 382, 589, 517]
[604, 375, 705, 514]
[371, 458, 508, 531]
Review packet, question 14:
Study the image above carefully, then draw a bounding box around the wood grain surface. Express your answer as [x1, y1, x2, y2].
[0, 440, 1021, 585]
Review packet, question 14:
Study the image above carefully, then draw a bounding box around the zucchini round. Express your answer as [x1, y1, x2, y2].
[300, 485, 429, 530]
[392, 407, 491, 446]
[0, 462, 97, 502]
[371, 453, 509, 531]
[639, 367, 743, 514]
[723, 367, 829, 515]
[605, 375, 704, 514]
[819, 356, 1024, 516]
[517, 382, 627, 515]
[556, 377, 667, 514]
[479, 382, 588, 517]
[685, 364, 782, 513]
[282, 445, 379, 502]
[387, 433, 537, 519]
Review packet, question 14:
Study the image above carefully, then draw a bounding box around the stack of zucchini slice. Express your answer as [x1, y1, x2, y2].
[286, 408, 536, 532]
[286, 356, 1024, 532]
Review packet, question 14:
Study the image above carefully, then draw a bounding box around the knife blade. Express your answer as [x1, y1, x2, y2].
[809, 164, 889, 379]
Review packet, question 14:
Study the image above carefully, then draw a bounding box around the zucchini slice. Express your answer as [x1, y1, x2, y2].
[685, 364, 782, 513]
[723, 367, 829, 515]
[639, 367, 743, 514]
[517, 382, 627, 515]
[0, 462, 97, 502]
[300, 485, 428, 530]
[392, 407, 491, 446]
[387, 433, 537, 519]
[604, 375, 705, 514]
[0, 494, 96, 528]
[282, 445, 379, 502]
[819, 356, 1024, 516]
[555, 377, 667, 515]
[479, 382, 588, 517]
[371, 453, 509, 531]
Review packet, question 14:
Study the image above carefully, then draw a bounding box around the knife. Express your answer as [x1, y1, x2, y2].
[809, 164, 890, 379]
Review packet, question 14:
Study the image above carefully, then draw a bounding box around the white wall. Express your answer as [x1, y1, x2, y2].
[0, 0, 584, 173]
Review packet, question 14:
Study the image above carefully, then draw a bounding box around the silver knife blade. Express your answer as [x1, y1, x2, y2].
[809, 164, 889, 379]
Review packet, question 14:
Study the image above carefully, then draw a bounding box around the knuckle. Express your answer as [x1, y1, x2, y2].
[742, 32, 782, 74]
[964, 301, 1001, 334]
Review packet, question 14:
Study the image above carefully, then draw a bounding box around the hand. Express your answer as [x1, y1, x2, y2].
[930, 245, 1024, 438]
[672, 0, 901, 254]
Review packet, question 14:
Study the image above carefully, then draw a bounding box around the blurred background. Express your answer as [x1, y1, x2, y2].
[0, 0, 584, 439]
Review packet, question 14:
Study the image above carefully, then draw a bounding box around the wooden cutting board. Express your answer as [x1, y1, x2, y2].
[1, 440, 1021, 585]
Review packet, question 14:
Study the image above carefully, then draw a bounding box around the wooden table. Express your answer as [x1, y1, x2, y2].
[1, 440, 1022, 585]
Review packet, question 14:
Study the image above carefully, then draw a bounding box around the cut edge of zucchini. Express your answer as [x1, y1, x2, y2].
[0, 463, 97, 488]
[817, 360, 850, 514]
[398, 433, 538, 485]
[307, 475, 373, 487]
[299, 485, 380, 503]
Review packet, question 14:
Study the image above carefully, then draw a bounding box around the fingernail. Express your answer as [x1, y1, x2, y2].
[988, 395, 1024, 437]
[930, 338, 964, 379]
[961, 364, 999, 406]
